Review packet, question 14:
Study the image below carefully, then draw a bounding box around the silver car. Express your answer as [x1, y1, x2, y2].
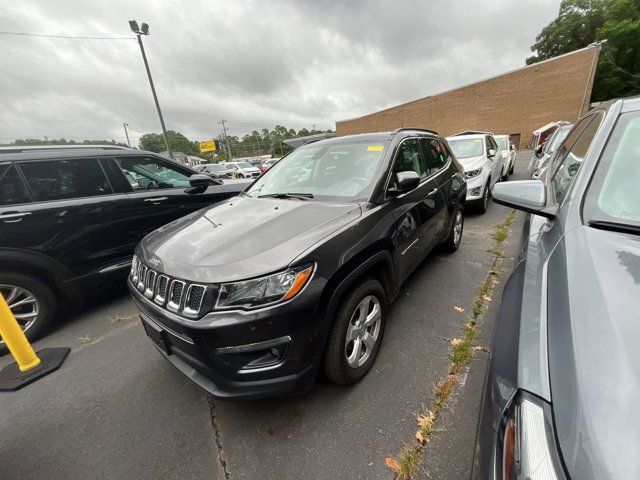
[474, 96, 640, 479]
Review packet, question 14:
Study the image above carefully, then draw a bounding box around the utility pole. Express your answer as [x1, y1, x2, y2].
[129, 20, 173, 159]
[123, 122, 131, 147]
[219, 119, 232, 160]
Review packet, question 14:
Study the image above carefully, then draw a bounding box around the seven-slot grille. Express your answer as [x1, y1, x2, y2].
[130, 255, 206, 318]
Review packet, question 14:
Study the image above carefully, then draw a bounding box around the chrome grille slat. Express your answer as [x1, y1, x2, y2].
[154, 275, 169, 305]
[134, 260, 206, 317]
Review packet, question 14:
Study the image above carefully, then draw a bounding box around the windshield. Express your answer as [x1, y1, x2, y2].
[447, 138, 484, 159]
[236, 162, 253, 168]
[495, 137, 508, 150]
[584, 111, 640, 228]
[246, 141, 389, 201]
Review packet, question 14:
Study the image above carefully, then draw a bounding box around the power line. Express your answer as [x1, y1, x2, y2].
[0, 31, 134, 40]
[601, 49, 640, 79]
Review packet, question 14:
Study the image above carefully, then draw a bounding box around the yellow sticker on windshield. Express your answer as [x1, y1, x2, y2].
[367, 145, 384, 151]
[474, 139, 482, 143]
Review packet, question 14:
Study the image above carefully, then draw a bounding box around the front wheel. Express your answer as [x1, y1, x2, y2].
[0, 272, 58, 355]
[476, 181, 490, 214]
[238, 173, 245, 178]
[324, 279, 386, 385]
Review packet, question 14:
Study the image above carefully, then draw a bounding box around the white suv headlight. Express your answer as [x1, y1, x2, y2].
[465, 167, 483, 179]
[215, 265, 314, 309]
[498, 391, 566, 479]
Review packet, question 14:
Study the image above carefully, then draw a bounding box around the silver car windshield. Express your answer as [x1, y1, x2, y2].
[585, 111, 640, 228]
[246, 141, 389, 201]
[447, 138, 484, 158]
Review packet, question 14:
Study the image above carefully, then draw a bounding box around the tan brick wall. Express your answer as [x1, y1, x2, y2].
[335, 47, 599, 148]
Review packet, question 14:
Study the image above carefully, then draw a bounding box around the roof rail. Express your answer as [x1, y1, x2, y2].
[0, 145, 131, 154]
[450, 130, 494, 136]
[391, 127, 439, 136]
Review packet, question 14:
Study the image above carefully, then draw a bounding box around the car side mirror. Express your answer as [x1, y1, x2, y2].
[186, 173, 221, 193]
[491, 180, 557, 219]
[535, 144, 544, 158]
[388, 171, 420, 196]
[487, 149, 496, 158]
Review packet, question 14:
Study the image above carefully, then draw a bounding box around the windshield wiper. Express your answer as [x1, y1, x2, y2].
[589, 219, 640, 236]
[258, 192, 314, 200]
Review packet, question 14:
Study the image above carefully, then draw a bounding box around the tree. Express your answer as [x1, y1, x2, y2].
[139, 130, 200, 156]
[526, 0, 640, 101]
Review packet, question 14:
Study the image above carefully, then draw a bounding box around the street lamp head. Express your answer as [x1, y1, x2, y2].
[128, 20, 140, 34]
[140, 23, 149, 35]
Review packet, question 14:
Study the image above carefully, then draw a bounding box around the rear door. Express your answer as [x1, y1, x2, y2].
[10, 157, 132, 278]
[108, 154, 229, 241]
[419, 138, 450, 238]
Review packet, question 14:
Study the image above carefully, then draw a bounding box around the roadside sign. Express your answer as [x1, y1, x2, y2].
[199, 140, 219, 153]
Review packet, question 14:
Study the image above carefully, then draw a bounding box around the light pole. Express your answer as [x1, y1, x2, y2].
[122, 122, 131, 147]
[129, 20, 173, 159]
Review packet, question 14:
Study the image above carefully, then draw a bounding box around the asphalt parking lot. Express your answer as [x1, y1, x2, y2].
[0, 153, 530, 480]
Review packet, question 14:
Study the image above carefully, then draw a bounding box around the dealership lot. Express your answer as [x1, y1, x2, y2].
[0, 154, 528, 480]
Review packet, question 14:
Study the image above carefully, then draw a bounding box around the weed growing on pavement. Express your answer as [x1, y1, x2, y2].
[385, 209, 516, 479]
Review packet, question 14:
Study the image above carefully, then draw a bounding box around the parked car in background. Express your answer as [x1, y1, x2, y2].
[446, 131, 504, 213]
[494, 134, 516, 180]
[532, 123, 573, 179]
[0, 146, 247, 352]
[474, 96, 640, 480]
[194, 163, 234, 179]
[248, 160, 270, 173]
[129, 127, 466, 399]
[221, 161, 261, 178]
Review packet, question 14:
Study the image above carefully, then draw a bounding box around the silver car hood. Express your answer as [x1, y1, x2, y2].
[547, 225, 640, 479]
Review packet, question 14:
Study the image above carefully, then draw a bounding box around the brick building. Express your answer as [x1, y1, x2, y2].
[335, 47, 599, 148]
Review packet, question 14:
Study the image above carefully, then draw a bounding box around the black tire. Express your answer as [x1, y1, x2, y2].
[324, 278, 387, 386]
[442, 204, 464, 252]
[0, 271, 57, 355]
[476, 181, 490, 214]
[501, 167, 509, 182]
[509, 161, 515, 175]
[238, 173, 245, 178]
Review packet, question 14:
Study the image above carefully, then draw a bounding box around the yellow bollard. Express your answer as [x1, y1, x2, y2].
[0, 293, 41, 371]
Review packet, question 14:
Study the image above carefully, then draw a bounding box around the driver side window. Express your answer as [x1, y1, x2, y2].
[115, 156, 191, 191]
[393, 138, 427, 183]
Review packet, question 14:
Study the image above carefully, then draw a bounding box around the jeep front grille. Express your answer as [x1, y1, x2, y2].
[130, 255, 207, 318]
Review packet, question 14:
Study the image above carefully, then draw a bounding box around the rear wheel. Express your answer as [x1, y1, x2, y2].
[324, 279, 386, 385]
[0, 272, 57, 355]
[442, 205, 464, 252]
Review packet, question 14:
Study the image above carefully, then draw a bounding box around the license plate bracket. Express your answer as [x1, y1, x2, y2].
[141, 317, 170, 355]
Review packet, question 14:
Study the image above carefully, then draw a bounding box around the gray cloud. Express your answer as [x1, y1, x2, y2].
[0, 0, 561, 145]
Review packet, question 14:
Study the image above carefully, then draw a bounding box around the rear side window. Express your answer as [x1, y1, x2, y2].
[20, 158, 113, 201]
[0, 164, 31, 205]
[394, 138, 427, 180]
[552, 114, 602, 204]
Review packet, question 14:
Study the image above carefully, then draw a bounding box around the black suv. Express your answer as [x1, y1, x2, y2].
[129, 129, 466, 398]
[0, 146, 247, 350]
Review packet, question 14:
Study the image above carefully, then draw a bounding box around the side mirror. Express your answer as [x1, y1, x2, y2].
[535, 144, 544, 158]
[186, 173, 221, 194]
[487, 149, 496, 158]
[491, 180, 557, 219]
[388, 171, 420, 196]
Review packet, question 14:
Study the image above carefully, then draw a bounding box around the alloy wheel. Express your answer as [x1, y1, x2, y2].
[483, 184, 489, 209]
[0, 284, 40, 339]
[453, 210, 463, 246]
[344, 295, 382, 368]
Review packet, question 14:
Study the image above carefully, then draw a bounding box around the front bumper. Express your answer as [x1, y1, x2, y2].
[128, 277, 324, 399]
[464, 172, 489, 202]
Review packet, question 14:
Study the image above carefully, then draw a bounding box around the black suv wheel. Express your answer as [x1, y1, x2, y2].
[442, 205, 464, 252]
[0, 272, 57, 355]
[324, 278, 387, 385]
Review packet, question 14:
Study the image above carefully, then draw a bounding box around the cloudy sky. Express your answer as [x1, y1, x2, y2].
[0, 0, 561, 146]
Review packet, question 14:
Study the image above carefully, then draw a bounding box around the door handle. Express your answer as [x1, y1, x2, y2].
[144, 196, 168, 203]
[0, 212, 32, 223]
[426, 188, 439, 198]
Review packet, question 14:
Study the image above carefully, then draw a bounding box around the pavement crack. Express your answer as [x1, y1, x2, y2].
[207, 396, 231, 479]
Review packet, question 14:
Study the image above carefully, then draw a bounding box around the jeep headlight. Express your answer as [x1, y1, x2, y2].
[498, 391, 566, 479]
[215, 265, 314, 309]
[465, 167, 483, 179]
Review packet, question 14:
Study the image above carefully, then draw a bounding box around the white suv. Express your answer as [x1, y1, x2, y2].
[494, 134, 516, 180]
[221, 161, 261, 178]
[445, 132, 505, 213]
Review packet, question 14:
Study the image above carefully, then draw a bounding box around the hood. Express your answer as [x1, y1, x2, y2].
[140, 196, 361, 283]
[455, 155, 485, 172]
[547, 225, 640, 479]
